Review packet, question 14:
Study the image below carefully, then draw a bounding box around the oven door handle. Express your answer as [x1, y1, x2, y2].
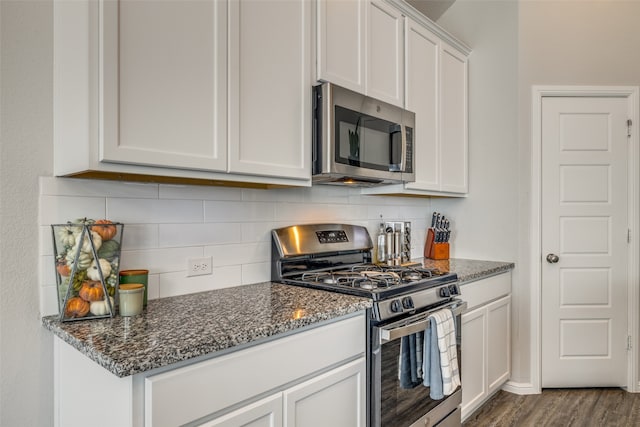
[379, 301, 467, 344]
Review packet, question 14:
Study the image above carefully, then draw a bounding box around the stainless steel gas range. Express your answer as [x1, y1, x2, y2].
[271, 223, 466, 427]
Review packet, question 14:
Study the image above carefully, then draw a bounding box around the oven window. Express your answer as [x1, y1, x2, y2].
[377, 316, 462, 427]
[334, 106, 402, 171]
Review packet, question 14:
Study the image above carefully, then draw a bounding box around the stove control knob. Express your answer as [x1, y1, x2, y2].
[439, 286, 451, 298]
[390, 299, 403, 313]
[402, 296, 414, 310]
[448, 284, 460, 296]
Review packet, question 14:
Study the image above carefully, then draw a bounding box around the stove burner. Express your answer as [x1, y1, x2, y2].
[403, 271, 423, 281]
[357, 279, 377, 290]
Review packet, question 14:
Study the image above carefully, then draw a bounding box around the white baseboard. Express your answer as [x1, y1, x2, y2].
[501, 380, 540, 395]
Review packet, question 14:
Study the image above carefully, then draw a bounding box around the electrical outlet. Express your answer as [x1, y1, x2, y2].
[187, 256, 213, 277]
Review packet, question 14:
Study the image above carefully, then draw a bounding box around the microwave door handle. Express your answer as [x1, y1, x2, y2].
[399, 124, 407, 172]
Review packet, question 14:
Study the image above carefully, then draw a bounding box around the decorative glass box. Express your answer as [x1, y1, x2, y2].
[51, 220, 124, 321]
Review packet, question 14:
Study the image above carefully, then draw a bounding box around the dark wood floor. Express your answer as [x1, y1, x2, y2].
[463, 389, 640, 426]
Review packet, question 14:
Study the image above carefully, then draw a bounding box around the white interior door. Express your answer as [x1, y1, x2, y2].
[541, 96, 630, 387]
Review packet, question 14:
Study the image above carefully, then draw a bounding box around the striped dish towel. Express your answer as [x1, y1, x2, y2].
[430, 308, 460, 396]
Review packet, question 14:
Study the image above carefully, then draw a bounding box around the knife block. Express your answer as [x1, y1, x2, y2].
[430, 243, 450, 260]
[424, 228, 450, 260]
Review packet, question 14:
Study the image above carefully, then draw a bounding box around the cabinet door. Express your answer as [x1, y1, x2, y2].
[228, 0, 311, 180]
[461, 306, 487, 418]
[199, 394, 283, 427]
[439, 41, 468, 193]
[101, 0, 228, 171]
[367, 0, 404, 107]
[284, 358, 366, 427]
[487, 295, 511, 393]
[404, 18, 439, 191]
[316, 0, 366, 92]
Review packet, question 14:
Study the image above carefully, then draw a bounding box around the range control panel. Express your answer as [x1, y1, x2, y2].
[316, 230, 349, 244]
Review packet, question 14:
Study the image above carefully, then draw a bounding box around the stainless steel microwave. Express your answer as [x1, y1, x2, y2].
[312, 82, 415, 186]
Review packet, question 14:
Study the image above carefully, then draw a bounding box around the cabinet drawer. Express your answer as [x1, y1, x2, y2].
[144, 314, 365, 427]
[460, 272, 511, 310]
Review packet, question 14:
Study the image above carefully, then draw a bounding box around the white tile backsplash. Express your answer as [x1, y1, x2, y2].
[39, 176, 432, 312]
[108, 198, 204, 224]
[204, 200, 277, 223]
[159, 223, 242, 247]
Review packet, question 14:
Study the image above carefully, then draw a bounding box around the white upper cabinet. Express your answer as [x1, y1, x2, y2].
[228, 0, 311, 180]
[54, 0, 311, 187]
[439, 41, 469, 194]
[403, 17, 439, 191]
[316, 0, 404, 107]
[100, 0, 228, 172]
[367, 0, 404, 107]
[361, 5, 470, 197]
[316, 0, 366, 93]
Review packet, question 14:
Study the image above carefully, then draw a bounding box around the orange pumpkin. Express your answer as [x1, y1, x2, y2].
[64, 297, 90, 318]
[56, 260, 71, 277]
[79, 280, 105, 302]
[92, 220, 117, 241]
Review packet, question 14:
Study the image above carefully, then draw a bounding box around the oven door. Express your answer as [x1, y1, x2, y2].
[370, 300, 466, 427]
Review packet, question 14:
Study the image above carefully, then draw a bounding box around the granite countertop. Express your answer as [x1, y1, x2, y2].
[42, 282, 371, 378]
[423, 258, 514, 284]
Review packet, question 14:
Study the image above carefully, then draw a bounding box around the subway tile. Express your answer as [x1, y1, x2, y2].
[275, 202, 367, 223]
[241, 262, 271, 285]
[204, 242, 271, 267]
[40, 285, 60, 317]
[159, 223, 241, 247]
[39, 195, 106, 225]
[40, 176, 159, 199]
[119, 247, 204, 273]
[107, 198, 203, 224]
[40, 226, 54, 256]
[146, 274, 160, 300]
[306, 186, 352, 204]
[158, 266, 242, 298]
[41, 255, 56, 286]
[204, 201, 276, 222]
[121, 224, 159, 250]
[159, 184, 242, 201]
[241, 222, 279, 243]
[241, 187, 306, 203]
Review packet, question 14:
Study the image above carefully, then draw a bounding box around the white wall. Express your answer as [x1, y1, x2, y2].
[517, 0, 640, 389]
[0, 1, 55, 425]
[433, 0, 523, 380]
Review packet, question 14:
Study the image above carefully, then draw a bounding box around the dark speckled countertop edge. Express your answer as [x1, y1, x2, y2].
[43, 282, 371, 378]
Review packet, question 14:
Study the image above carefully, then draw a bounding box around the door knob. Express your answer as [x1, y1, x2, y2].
[546, 253, 560, 263]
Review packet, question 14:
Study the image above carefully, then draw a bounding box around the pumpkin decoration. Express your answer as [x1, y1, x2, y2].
[73, 230, 103, 253]
[56, 224, 79, 248]
[86, 258, 112, 281]
[66, 249, 93, 270]
[79, 280, 105, 302]
[97, 240, 120, 261]
[90, 296, 115, 316]
[55, 259, 71, 277]
[64, 297, 90, 318]
[92, 219, 117, 241]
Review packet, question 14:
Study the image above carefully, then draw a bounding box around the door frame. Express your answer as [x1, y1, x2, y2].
[530, 86, 640, 393]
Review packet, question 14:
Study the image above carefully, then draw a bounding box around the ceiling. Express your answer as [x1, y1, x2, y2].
[405, 0, 457, 21]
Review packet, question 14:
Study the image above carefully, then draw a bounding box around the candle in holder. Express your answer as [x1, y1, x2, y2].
[118, 283, 144, 316]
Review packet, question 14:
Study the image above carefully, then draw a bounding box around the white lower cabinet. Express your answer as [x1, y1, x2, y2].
[198, 394, 283, 427]
[202, 358, 365, 427]
[53, 313, 366, 427]
[460, 272, 512, 421]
